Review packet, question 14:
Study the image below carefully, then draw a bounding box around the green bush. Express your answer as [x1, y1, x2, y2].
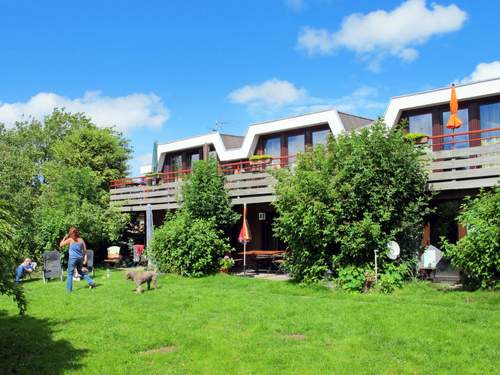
[182, 159, 239, 231]
[337, 266, 367, 292]
[273, 121, 430, 282]
[149, 212, 232, 277]
[377, 263, 412, 294]
[444, 188, 500, 288]
[0, 201, 26, 314]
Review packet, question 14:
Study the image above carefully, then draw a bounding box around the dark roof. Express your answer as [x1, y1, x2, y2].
[338, 112, 373, 131]
[220, 134, 244, 149]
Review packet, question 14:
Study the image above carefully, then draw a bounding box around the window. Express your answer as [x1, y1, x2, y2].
[312, 129, 330, 146]
[442, 109, 469, 149]
[288, 134, 305, 155]
[408, 113, 432, 136]
[263, 137, 281, 164]
[189, 153, 200, 168]
[169, 154, 182, 171]
[287, 134, 304, 164]
[480, 102, 500, 144]
[209, 150, 218, 160]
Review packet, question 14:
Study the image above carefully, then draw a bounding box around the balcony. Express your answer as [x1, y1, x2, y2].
[110, 128, 500, 212]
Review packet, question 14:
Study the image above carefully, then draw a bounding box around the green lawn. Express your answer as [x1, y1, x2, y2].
[1, 271, 499, 375]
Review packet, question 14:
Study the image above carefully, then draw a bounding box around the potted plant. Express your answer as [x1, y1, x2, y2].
[219, 255, 235, 274]
[144, 172, 162, 186]
[249, 154, 273, 169]
[404, 132, 429, 145]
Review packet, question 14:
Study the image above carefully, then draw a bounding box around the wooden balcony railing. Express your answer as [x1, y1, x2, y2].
[110, 129, 500, 211]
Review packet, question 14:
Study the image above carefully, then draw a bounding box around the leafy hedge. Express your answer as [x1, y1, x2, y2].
[149, 159, 237, 277]
[444, 188, 500, 288]
[273, 121, 430, 283]
[149, 212, 231, 277]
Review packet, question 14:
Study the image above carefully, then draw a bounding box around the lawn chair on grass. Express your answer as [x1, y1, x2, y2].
[86, 249, 95, 277]
[104, 246, 122, 268]
[42, 250, 64, 283]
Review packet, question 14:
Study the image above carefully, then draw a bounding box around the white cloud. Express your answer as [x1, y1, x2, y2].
[228, 78, 307, 109]
[0, 90, 170, 132]
[461, 61, 500, 83]
[285, 0, 305, 12]
[297, 0, 467, 69]
[229, 79, 384, 117]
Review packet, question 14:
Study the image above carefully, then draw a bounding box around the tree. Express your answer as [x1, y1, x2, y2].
[273, 121, 430, 282]
[182, 159, 239, 230]
[149, 159, 238, 276]
[32, 165, 129, 259]
[51, 122, 131, 187]
[0, 109, 132, 261]
[0, 201, 27, 315]
[444, 188, 500, 288]
[149, 211, 231, 277]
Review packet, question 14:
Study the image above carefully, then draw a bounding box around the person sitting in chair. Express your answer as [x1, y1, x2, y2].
[15, 258, 34, 283]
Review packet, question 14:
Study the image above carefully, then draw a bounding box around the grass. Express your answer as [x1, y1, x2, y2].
[1, 270, 499, 375]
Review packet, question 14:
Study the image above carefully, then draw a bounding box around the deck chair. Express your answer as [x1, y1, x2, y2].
[86, 249, 95, 277]
[42, 250, 64, 283]
[104, 246, 122, 267]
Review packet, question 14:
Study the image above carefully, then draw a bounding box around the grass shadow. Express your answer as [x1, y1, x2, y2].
[0, 310, 87, 375]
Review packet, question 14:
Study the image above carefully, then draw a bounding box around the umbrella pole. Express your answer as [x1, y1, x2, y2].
[243, 242, 247, 275]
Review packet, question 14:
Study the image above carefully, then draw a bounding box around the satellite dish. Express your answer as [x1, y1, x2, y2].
[387, 241, 400, 260]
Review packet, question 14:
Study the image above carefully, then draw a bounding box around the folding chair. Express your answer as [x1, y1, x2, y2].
[42, 251, 64, 283]
[86, 249, 95, 277]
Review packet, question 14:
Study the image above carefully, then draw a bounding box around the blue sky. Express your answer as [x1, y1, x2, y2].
[1, 0, 499, 175]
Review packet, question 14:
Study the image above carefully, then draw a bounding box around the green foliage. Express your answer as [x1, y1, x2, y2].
[337, 265, 367, 292]
[0, 109, 131, 261]
[273, 120, 430, 282]
[219, 255, 235, 271]
[51, 122, 131, 187]
[443, 188, 500, 288]
[32, 165, 128, 258]
[377, 263, 412, 294]
[149, 212, 232, 277]
[249, 154, 273, 161]
[404, 132, 429, 142]
[182, 159, 239, 231]
[0, 201, 27, 314]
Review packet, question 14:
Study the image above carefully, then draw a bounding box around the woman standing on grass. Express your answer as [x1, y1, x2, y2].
[60, 227, 95, 292]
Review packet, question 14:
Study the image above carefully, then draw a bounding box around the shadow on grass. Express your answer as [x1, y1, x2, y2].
[0, 310, 87, 375]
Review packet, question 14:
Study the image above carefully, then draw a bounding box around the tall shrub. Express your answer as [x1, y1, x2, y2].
[444, 188, 500, 288]
[149, 159, 237, 276]
[149, 211, 231, 277]
[273, 121, 430, 282]
[182, 159, 239, 230]
[0, 201, 27, 314]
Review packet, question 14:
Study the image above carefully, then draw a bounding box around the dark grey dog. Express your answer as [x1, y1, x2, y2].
[125, 271, 158, 293]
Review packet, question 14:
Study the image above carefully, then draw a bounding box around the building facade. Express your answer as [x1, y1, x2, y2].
[111, 78, 500, 255]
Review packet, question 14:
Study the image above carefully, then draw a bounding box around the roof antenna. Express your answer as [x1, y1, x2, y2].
[211, 121, 227, 133]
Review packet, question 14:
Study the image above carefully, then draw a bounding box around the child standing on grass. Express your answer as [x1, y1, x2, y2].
[60, 227, 96, 292]
[15, 258, 34, 283]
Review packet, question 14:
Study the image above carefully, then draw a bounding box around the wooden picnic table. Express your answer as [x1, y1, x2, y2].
[237, 250, 285, 256]
[237, 250, 286, 272]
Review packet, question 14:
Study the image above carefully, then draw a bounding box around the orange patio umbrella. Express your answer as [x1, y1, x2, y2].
[238, 203, 252, 273]
[446, 84, 462, 148]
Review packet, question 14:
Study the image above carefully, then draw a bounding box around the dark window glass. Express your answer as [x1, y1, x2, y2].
[442, 109, 469, 149]
[409, 113, 432, 135]
[480, 102, 500, 144]
[189, 153, 200, 168]
[287, 134, 304, 154]
[170, 154, 182, 171]
[263, 137, 281, 163]
[312, 129, 330, 146]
